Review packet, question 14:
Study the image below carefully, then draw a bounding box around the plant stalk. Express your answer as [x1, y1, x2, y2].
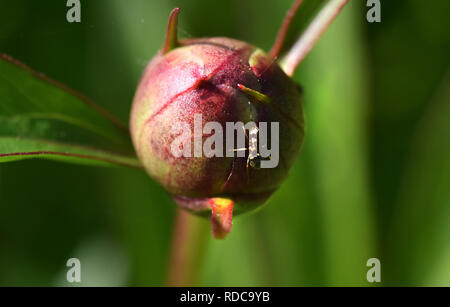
[165, 208, 210, 286]
[269, 0, 305, 59]
[280, 0, 349, 76]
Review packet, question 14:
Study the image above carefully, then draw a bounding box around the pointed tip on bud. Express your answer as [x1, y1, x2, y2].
[237, 83, 271, 104]
[162, 7, 181, 54]
[209, 198, 234, 239]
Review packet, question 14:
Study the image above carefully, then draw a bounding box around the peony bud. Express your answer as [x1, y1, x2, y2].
[130, 8, 304, 238]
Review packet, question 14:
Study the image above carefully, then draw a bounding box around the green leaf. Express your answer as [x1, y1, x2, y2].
[294, 1, 376, 285]
[0, 54, 141, 168]
[386, 71, 450, 285]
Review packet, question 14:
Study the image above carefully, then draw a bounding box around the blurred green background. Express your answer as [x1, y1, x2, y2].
[0, 0, 449, 286]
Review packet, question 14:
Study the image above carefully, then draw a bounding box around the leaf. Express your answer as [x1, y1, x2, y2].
[385, 71, 450, 285]
[0, 54, 141, 168]
[294, 2, 376, 285]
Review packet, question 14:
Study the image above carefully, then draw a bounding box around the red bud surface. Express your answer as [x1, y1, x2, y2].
[130, 9, 304, 238]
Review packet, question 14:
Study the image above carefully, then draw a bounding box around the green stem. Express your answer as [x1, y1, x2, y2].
[269, 0, 305, 59]
[165, 208, 210, 286]
[280, 0, 349, 76]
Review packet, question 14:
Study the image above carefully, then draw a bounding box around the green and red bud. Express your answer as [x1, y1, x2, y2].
[130, 8, 304, 238]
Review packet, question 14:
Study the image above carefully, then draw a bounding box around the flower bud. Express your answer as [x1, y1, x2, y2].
[130, 8, 304, 238]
